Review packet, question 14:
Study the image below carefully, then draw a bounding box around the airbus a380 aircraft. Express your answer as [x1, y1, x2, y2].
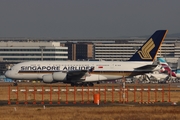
[5, 30, 168, 86]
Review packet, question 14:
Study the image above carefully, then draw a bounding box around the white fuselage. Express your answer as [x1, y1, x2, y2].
[5, 61, 156, 82]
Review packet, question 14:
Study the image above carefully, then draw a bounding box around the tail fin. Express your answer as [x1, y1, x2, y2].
[176, 69, 180, 74]
[157, 57, 176, 77]
[129, 30, 168, 61]
[157, 57, 171, 70]
[157, 57, 169, 66]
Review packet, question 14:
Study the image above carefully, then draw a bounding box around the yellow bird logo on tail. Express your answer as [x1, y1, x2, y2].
[138, 38, 155, 59]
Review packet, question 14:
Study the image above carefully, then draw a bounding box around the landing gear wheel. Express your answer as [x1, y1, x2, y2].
[71, 83, 80, 87]
[13, 82, 18, 86]
[71, 83, 94, 87]
[71, 83, 75, 87]
[89, 83, 94, 87]
[82, 83, 87, 87]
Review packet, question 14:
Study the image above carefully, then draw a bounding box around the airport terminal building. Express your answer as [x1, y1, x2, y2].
[0, 41, 68, 61]
[94, 43, 176, 61]
[0, 41, 68, 76]
[0, 38, 180, 63]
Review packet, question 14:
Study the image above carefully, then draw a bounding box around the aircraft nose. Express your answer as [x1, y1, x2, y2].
[5, 70, 11, 78]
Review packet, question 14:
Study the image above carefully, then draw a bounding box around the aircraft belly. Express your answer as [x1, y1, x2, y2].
[17, 73, 41, 80]
[85, 74, 121, 82]
[85, 74, 107, 82]
[102, 75, 121, 80]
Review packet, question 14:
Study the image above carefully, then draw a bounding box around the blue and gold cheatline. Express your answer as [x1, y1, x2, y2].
[129, 30, 168, 61]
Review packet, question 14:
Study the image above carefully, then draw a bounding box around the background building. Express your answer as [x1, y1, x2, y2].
[0, 41, 68, 76]
[94, 43, 175, 61]
[64, 42, 94, 60]
[0, 41, 68, 62]
[0, 38, 180, 62]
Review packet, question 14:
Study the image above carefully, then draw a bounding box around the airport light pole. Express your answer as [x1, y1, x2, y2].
[39, 46, 46, 61]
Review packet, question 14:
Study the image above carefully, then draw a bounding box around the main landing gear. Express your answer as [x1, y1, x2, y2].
[12, 80, 18, 86]
[70, 82, 94, 87]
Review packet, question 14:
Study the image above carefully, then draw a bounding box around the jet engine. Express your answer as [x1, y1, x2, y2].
[42, 75, 55, 83]
[52, 72, 67, 81]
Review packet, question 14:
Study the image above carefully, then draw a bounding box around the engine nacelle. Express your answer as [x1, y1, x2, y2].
[42, 75, 55, 83]
[52, 72, 67, 81]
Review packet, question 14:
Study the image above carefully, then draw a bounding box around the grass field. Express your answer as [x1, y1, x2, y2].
[0, 106, 180, 120]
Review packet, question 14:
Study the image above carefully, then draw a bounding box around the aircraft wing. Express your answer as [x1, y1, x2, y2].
[134, 64, 158, 71]
[66, 70, 90, 82]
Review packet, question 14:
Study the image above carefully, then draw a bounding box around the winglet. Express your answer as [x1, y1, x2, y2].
[129, 30, 168, 61]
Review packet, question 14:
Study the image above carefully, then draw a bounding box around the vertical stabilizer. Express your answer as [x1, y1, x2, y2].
[129, 30, 168, 61]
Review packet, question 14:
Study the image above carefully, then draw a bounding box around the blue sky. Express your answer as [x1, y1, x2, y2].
[0, 0, 179, 38]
